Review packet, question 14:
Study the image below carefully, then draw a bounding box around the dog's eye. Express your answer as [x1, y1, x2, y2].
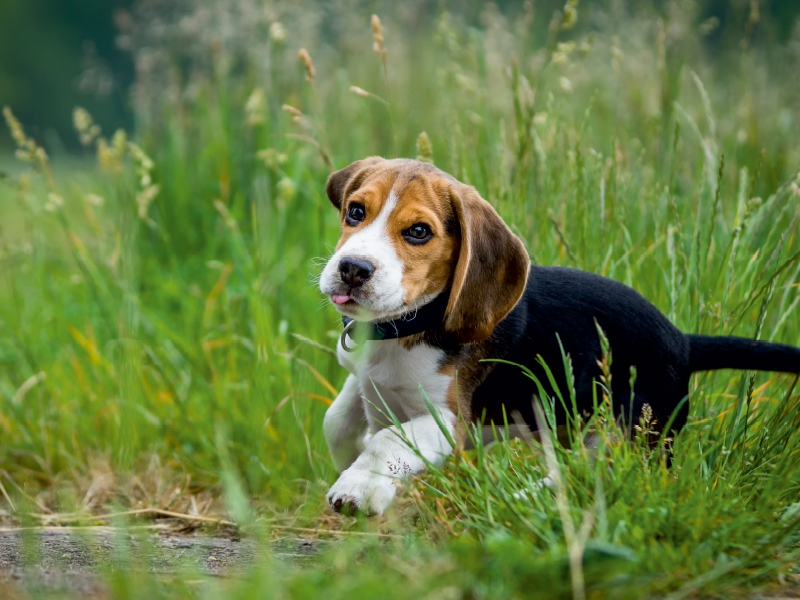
[403, 223, 432, 244]
[346, 204, 366, 225]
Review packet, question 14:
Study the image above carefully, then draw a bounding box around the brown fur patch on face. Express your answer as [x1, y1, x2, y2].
[326, 156, 385, 210]
[333, 168, 398, 251]
[387, 170, 459, 306]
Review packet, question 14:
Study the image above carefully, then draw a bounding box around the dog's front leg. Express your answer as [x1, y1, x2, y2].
[323, 374, 369, 472]
[326, 410, 455, 515]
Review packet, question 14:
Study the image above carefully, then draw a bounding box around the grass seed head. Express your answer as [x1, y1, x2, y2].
[372, 15, 384, 52]
[3, 106, 27, 147]
[269, 21, 286, 44]
[700, 16, 720, 36]
[97, 131, 126, 174]
[112, 129, 126, 157]
[552, 41, 576, 67]
[128, 141, 154, 183]
[257, 148, 288, 169]
[298, 48, 315, 83]
[416, 131, 433, 163]
[350, 85, 371, 97]
[73, 107, 101, 147]
[128, 141, 159, 222]
[281, 104, 303, 118]
[85, 193, 105, 207]
[561, 0, 578, 30]
[277, 177, 297, 204]
[136, 184, 160, 221]
[4, 106, 48, 166]
[245, 87, 266, 126]
[44, 192, 64, 212]
[372, 14, 387, 64]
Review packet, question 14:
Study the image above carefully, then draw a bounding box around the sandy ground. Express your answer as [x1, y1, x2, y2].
[0, 528, 323, 596]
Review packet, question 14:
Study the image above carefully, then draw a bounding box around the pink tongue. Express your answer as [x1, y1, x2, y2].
[331, 294, 351, 305]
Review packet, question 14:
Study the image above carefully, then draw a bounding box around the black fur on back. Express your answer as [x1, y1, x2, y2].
[465, 266, 799, 435]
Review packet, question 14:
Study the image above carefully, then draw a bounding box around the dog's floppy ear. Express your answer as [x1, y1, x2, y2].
[326, 156, 385, 210]
[444, 184, 529, 343]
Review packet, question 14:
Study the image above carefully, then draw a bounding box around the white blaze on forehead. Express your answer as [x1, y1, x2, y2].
[320, 190, 406, 316]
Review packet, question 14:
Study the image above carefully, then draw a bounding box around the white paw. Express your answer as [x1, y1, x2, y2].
[327, 467, 397, 516]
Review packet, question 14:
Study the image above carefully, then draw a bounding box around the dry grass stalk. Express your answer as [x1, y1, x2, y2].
[129, 141, 160, 223]
[0, 525, 171, 533]
[3, 106, 56, 189]
[34, 507, 235, 527]
[348, 85, 389, 106]
[0, 479, 16, 513]
[272, 525, 402, 538]
[298, 48, 315, 83]
[369, 14, 396, 153]
[372, 14, 387, 66]
[350, 85, 370, 98]
[281, 103, 304, 118]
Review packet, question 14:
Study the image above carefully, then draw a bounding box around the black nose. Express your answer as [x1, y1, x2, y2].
[338, 257, 375, 288]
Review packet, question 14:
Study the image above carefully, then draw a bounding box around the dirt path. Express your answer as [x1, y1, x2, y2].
[0, 528, 323, 596]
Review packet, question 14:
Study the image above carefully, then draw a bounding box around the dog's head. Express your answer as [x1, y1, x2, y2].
[319, 157, 529, 343]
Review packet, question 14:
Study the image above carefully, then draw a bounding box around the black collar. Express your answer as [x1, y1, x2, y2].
[341, 292, 450, 341]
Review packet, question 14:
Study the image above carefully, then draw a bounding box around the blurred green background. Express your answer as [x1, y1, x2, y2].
[2, 0, 800, 152]
[0, 0, 134, 150]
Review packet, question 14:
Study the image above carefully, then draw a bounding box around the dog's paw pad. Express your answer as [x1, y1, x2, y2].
[327, 468, 397, 516]
[330, 495, 358, 515]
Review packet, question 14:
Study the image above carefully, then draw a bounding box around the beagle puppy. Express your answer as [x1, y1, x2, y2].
[319, 157, 800, 515]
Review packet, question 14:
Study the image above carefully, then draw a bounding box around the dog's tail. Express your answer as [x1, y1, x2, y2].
[687, 335, 800, 374]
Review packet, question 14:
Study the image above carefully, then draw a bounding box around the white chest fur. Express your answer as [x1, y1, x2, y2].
[326, 334, 457, 515]
[338, 337, 452, 432]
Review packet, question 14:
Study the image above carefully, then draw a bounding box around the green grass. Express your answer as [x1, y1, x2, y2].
[1, 1, 800, 597]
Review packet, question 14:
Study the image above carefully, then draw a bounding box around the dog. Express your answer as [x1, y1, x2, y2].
[318, 156, 800, 515]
